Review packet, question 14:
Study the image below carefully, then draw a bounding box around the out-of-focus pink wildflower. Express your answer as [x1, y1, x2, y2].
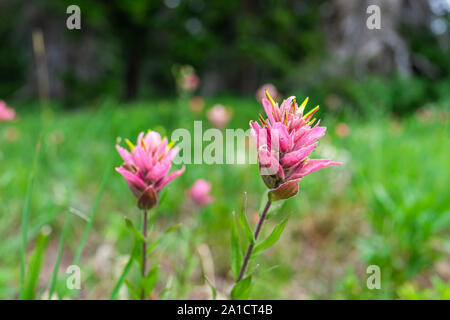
[250, 91, 341, 201]
[183, 73, 200, 91]
[190, 96, 205, 113]
[0, 100, 16, 122]
[207, 104, 233, 128]
[188, 179, 215, 206]
[335, 122, 350, 138]
[116, 130, 185, 210]
[255, 84, 279, 103]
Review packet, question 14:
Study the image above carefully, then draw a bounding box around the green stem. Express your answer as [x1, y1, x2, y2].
[237, 200, 272, 282]
[141, 209, 148, 300]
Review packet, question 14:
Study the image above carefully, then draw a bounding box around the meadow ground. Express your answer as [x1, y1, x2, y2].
[1, 97, 449, 299]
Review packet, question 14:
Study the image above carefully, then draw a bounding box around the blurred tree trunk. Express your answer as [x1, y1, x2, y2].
[322, 0, 432, 76]
[123, 33, 146, 100]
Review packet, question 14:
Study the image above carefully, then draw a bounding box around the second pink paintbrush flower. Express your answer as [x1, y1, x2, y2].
[250, 91, 341, 201]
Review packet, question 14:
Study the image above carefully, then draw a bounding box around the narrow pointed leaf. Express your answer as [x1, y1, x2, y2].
[124, 217, 146, 242]
[139, 265, 158, 298]
[239, 193, 254, 244]
[231, 212, 243, 281]
[124, 280, 140, 300]
[146, 224, 181, 255]
[205, 276, 217, 300]
[230, 276, 252, 300]
[253, 216, 290, 256]
[22, 226, 51, 300]
[48, 209, 72, 299]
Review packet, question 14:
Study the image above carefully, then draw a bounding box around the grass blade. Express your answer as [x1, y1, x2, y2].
[22, 226, 51, 300]
[19, 135, 42, 299]
[231, 212, 243, 281]
[109, 255, 134, 300]
[72, 155, 113, 266]
[47, 209, 72, 299]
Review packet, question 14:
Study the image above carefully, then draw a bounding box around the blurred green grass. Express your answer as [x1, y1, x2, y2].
[0, 97, 448, 299]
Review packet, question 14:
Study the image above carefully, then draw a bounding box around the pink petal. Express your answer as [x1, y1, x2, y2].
[132, 146, 152, 172]
[116, 145, 133, 164]
[281, 142, 318, 168]
[279, 96, 295, 115]
[144, 131, 162, 149]
[155, 166, 185, 191]
[166, 146, 180, 162]
[262, 97, 276, 126]
[116, 167, 147, 197]
[290, 159, 341, 179]
[294, 126, 326, 149]
[146, 161, 171, 182]
[272, 123, 292, 153]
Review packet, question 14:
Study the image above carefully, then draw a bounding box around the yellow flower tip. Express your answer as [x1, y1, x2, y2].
[265, 90, 276, 108]
[125, 138, 135, 151]
[258, 114, 268, 127]
[308, 118, 317, 126]
[303, 105, 319, 121]
[297, 96, 309, 114]
[289, 98, 296, 114]
[141, 138, 147, 151]
[167, 140, 176, 150]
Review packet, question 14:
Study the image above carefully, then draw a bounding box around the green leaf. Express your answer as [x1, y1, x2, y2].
[146, 224, 181, 255]
[131, 240, 143, 269]
[124, 217, 146, 242]
[239, 193, 254, 244]
[253, 216, 290, 256]
[124, 280, 140, 300]
[230, 276, 252, 300]
[266, 200, 286, 220]
[20, 135, 42, 299]
[139, 265, 158, 299]
[205, 276, 217, 300]
[22, 226, 51, 300]
[48, 209, 72, 299]
[231, 212, 243, 281]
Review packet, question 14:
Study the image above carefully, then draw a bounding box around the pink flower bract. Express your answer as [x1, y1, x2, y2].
[250, 91, 341, 201]
[0, 100, 16, 122]
[188, 179, 215, 206]
[116, 131, 185, 210]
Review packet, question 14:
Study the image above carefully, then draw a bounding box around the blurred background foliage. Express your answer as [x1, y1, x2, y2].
[1, 0, 449, 114]
[0, 0, 449, 300]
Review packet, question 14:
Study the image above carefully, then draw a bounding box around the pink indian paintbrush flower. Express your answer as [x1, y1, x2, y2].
[250, 91, 341, 201]
[116, 130, 185, 210]
[188, 179, 215, 206]
[0, 100, 16, 122]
